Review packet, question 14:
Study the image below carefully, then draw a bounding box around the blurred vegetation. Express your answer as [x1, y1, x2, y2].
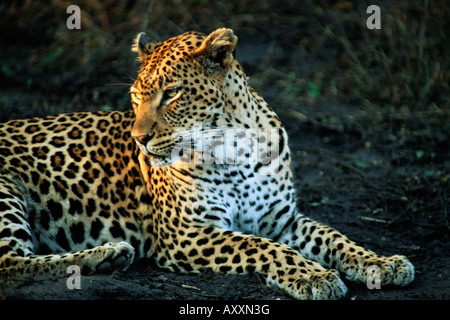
[0, 0, 448, 118]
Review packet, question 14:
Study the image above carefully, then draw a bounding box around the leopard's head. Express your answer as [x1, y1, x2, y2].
[130, 28, 239, 165]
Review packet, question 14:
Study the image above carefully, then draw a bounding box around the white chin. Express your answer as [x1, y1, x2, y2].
[147, 154, 181, 167]
[147, 156, 169, 167]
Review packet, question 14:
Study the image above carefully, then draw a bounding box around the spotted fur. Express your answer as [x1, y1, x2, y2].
[0, 28, 414, 299]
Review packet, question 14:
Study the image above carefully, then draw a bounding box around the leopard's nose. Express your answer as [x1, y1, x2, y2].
[133, 134, 151, 146]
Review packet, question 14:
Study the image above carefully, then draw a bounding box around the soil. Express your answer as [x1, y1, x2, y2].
[0, 1, 448, 303]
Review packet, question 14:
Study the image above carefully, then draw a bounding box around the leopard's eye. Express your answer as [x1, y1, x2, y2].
[163, 88, 179, 100]
[161, 87, 181, 105]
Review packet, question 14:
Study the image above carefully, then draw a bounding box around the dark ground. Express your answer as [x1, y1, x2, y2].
[0, 1, 448, 301]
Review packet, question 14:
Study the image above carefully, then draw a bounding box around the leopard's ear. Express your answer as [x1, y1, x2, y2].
[191, 28, 238, 73]
[132, 32, 161, 62]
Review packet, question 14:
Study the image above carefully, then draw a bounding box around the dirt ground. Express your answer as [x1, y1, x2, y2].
[0, 1, 448, 302]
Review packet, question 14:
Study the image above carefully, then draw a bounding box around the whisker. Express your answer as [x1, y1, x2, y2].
[105, 83, 134, 88]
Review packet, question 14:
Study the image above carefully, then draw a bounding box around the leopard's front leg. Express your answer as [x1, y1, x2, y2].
[276, 216, 415, 288]
[0, 241, 135, 279]
[152, 226, 348, 300]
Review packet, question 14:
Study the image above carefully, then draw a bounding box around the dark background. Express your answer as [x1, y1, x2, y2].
[0, 0, 448, 300]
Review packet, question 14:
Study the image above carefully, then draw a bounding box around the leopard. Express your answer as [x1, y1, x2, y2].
[0, 28, 414, 299]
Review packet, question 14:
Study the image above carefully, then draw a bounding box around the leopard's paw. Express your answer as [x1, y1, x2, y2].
[289, 269, 348, 300]
[362, 255, 415, 287]
[86, 241, 135, 273]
